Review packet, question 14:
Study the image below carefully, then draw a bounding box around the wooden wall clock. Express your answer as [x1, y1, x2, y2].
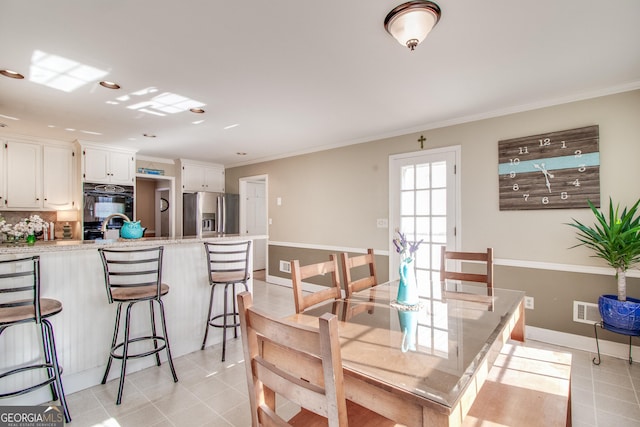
[498, 125, 600, 210]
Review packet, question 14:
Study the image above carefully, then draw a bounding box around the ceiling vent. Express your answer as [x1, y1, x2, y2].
[573, 301, 600, 324]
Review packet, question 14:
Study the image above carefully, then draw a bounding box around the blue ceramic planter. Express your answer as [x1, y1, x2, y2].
[598, 294, 640, 332]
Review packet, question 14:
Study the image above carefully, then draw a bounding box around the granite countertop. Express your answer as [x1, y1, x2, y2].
[0, 234, 269, 254]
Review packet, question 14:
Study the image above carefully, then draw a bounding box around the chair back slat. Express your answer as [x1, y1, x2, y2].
[98, 247, 164, 303]
[204, 241, 251, 282]
[440, 246, 493, 288]
[341, 249, 377, 298]
[291, 255, 341, 314]
[238, 291, 348, 427]
[0, 256, 42, 323]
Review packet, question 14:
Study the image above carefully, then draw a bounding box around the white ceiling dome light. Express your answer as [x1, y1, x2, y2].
[384, 1, 442, 51]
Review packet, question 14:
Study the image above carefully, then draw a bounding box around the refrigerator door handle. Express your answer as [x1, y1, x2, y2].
[216, 196, 223, 233]
[221, 196, 227, 233]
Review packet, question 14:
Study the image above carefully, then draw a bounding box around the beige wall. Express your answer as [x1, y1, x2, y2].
[135, 178, 156, 235]
[227, 90, 640, 262]
[226, 89, 640, 339]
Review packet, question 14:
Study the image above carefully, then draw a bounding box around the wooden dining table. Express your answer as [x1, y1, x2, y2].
[287, 280, 525, 427]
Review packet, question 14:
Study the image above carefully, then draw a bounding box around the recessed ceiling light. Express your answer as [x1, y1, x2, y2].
[100, 81, 121, 89]
[143, 133, 156, 138]
[236, 152, 247, 156]
[190, 108, 205, 114]
[0, 69, 24, 79]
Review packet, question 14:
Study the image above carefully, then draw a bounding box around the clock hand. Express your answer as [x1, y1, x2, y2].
[534, 163, 554, 193]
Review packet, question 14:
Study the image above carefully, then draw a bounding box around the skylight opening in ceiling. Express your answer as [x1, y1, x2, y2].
[29, 50, 109, 92]
[111, 86, 204, 117]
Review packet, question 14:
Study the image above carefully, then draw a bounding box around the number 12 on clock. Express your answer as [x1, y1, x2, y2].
[497, 125, 600, 210]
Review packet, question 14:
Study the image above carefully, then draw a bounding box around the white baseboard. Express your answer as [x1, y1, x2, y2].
[526, 325, 639, 361]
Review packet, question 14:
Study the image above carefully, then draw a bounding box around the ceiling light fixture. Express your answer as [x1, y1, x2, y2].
[0, 69, 25, 79]
[100, 81, 121, 89]
[384, 1, 441, 51]
[143, 133, 156, 138]
[190, 108, 205, 114]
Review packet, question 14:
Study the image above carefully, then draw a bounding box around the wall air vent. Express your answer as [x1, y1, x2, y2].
[573, 301, 601, 324]
[280, 260, 291, 273]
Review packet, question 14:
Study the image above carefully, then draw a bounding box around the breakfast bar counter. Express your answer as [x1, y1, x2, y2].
[0, 234, 267, 405]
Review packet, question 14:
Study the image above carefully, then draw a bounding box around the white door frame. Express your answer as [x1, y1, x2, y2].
[135, 174, 176, 238]
[388, 146, 461, 279]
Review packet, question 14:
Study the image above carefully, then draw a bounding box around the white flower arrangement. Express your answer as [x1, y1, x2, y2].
[1, 215, 49, 239]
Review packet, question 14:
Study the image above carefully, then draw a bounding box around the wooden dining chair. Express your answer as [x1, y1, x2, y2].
[340, 249, 378, 298]
[440, 246, 494, 288]
[238, 291, 395, 427]
[291, 255, 342, 313]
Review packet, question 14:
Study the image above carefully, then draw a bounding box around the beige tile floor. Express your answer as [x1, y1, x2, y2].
[61, 276, 640, 426]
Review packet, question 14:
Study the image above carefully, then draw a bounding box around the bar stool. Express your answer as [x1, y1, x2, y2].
[98, 246, 178, 404]
[0, 256, 71, 423]
[201, 240, 251, 362]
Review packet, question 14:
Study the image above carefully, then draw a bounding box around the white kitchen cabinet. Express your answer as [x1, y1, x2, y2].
[43, 145, 76, 209]
[1, 140, 77, 210]
[82, 146, 135, 185]
[182, 163, 224, 192]
[4, 141, 42, 209]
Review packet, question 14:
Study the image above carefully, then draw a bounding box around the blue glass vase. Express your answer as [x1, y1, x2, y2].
[397, 259, 419, 305]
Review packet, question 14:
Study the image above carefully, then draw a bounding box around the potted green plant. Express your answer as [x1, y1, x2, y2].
[568, 198, 640, 332]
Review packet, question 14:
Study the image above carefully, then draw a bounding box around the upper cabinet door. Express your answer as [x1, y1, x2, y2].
[43, 145, 75, 209]
[83, 147, 110, 183]
[83, 147, 135, 184]
[5, 141, 42, 209]
[108, 151, 135, 185]
[204, 166, 224, 192]
[182, 163, 224, 192]
[182, 164, 205, 191]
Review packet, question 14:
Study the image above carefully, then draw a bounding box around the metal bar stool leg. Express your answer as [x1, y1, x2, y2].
[116, 302, 135, 405]
[43, 319, 71, 423]
[40, 320, 59, 401]
[201, 284, 216, 350]
[149, 300, 161, 367]
[158, 299, 178, 382]
[221, 283, 231, 362]
[102, 303, 123, 384]
[232, 283, 239, 339]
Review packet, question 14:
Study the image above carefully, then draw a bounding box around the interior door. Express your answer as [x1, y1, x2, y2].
[246, 181, 267, 270]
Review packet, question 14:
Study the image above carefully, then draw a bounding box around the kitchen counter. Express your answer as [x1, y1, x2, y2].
[0, 234, 266, 254]
[0, 234, 267, 406]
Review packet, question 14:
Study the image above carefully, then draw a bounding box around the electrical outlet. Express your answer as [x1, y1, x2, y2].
[524, 296, 534, 310]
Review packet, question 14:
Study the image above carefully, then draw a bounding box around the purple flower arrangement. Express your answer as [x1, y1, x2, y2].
[393, 229, 423, 262]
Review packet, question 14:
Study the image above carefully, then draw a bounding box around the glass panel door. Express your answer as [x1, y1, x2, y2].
[390, 147, 459, 357]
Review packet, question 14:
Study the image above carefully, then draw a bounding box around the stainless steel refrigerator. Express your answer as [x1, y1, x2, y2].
[183, 192, 239, 236]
